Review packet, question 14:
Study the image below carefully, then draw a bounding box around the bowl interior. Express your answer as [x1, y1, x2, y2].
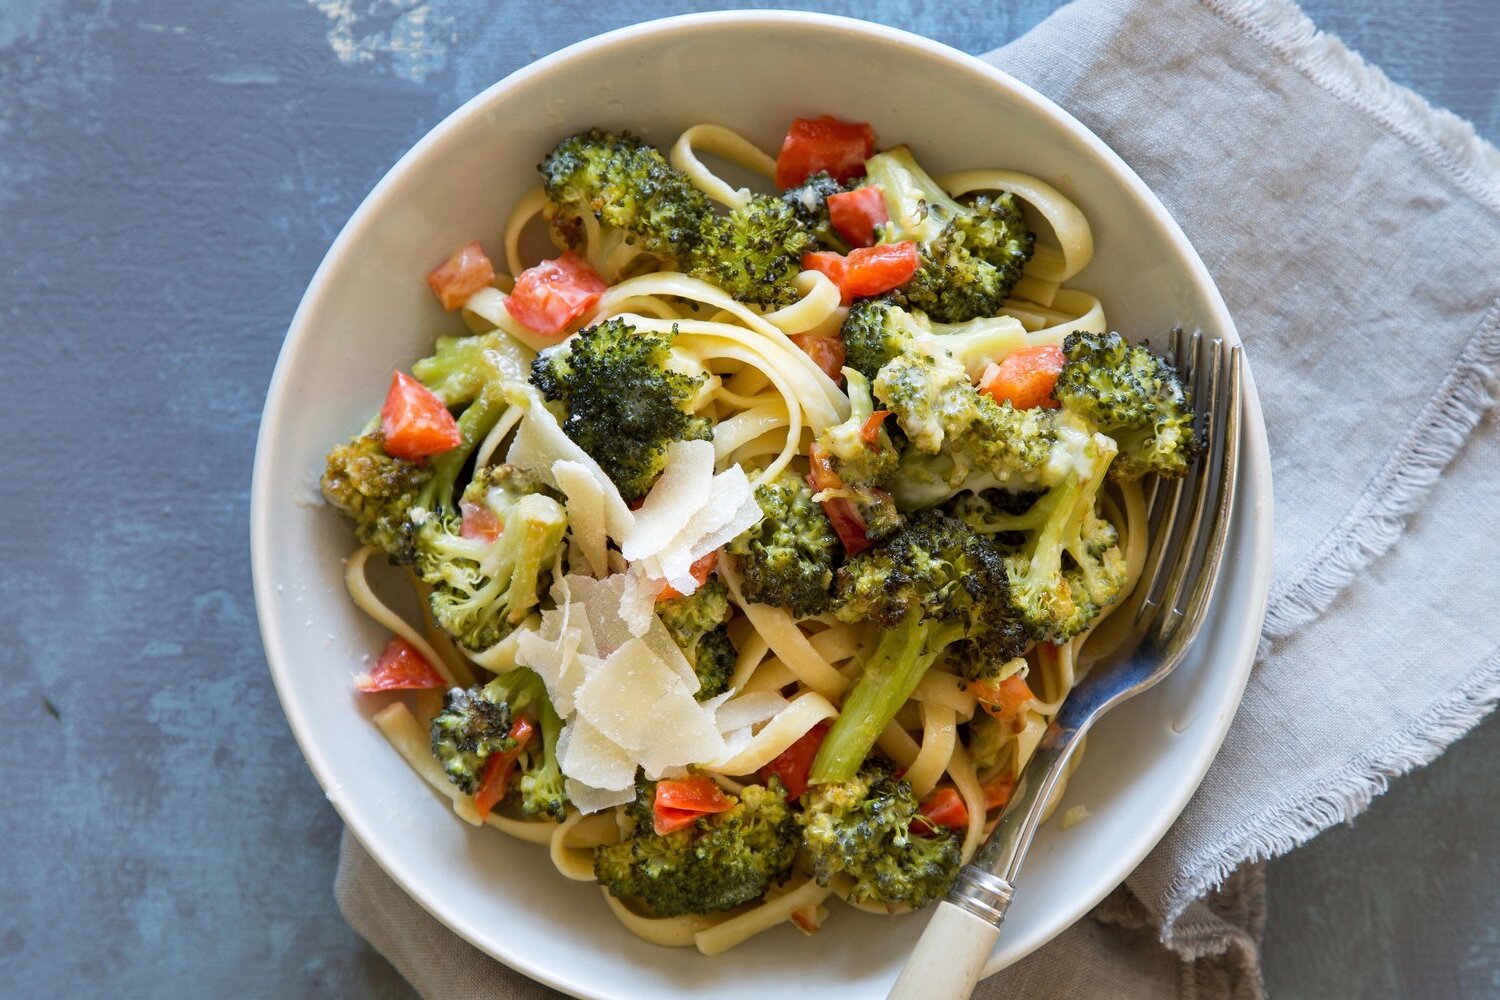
[253, 13, 1272, 999]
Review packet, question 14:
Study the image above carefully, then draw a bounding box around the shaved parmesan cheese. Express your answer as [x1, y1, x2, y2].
[575, 638, 691, 752]
[565, 779, 636, 815]
[651, 464, 757, 593]
[638, 690, 728, 779]
[691, 486, 762, 559]
[505, 385, 632, 537]
[552, 459, 610, 578]
[621, 439, 715, 561]
[564, 573, 647, 654]
[559, 717, 637, 792]
[618, 567, 658, 637]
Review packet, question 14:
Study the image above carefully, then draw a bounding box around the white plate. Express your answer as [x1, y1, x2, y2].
[251, 12, 1273, 998]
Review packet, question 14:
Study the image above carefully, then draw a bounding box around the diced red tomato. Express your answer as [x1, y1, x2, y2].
[978, 345, 1066, 410]
[658, 551, 720, 602]
[859, 410, 891, 445]
[774, 116, 877, 188]
[843, 242, 921, 299]
[800, 242, 920, 305]
[459, 499, 502, 542]
[788, 333, 846, 381]
[428, 240, 496, 311]
[760, 721, 830, 800]
[913, 787, 969, 834]
[473, 717, 535, 819]
[982, 773, 1017, 811]
[801, 250, 847, 295]
[972, 673, 1036, 723]
[504, 251, 608, 337]
[355, 637, 446, 692]
[380, 371, 462, 460]
[827, 186, 889, 248]
[806, 442, 872, 556]
[653, 776, 734, 835]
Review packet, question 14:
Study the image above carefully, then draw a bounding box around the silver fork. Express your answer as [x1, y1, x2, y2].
[887, 330, 1243, 1000]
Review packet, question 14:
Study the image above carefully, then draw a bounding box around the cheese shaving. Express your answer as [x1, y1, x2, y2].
[621, 439, 715, 561]
[552, 459, 610, 578]
[504, 385, 632, 538]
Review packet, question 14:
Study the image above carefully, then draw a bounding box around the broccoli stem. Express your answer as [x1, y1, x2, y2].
[809, 616, 953, 785]
[415, 383, 508, 512]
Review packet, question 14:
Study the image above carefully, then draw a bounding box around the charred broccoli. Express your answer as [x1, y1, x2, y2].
[800, 760, 961, 908]
[657, 576, 736, 700]
[840, 298, 1027, 385]
[1053, 331, 1198, 481]
[322, 333, 519, 562]
[540, 128, 712, 277]
[530, 318, 711, 499]
[809, 511, 1025, 784]
[430, 668, 567, 819]
[950, 419, 1128, 643]
[689, 194, 814, 308]
[726, 473, 839, 617]
[594, 782, 799, 916]
[863, 147, 1033, 323]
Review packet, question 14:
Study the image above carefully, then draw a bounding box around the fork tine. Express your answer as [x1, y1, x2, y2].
[1153, 338, 1223, 622]
[1175, 346, 1241, 638]
[1134, 329, 1199, 625]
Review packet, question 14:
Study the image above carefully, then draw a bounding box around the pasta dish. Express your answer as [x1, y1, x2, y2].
[319, 115, 1198, 955]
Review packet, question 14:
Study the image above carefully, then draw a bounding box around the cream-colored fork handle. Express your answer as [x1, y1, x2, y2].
[887, 901, 1002, 1000]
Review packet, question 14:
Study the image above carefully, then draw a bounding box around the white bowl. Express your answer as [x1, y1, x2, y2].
[252, 12, 1273, 998]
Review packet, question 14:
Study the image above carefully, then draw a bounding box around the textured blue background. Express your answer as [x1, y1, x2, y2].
[1, 1, 1496, 997]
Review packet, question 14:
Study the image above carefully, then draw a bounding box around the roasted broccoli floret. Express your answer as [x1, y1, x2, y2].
[430, 668, 566, 819]
[411, 330, 534, 404]
[863, 147, 1033, 323]
[417, 465, 568, 651]
[322, 338, 516, 562]
[809, 512, 1025, 784]
[726, 473, 839, 617]
[841, 297, 1029, 385]
[1053, 331, 1199, 481]
[657, 576, 736, 700]
[320, 433, 429, 558]
[594, 782, 799, 916]
[951, 418, 1128, 643]
[530, 318, 710, 499]
[689, 194, 814, 308]
[781, 170, 849, 251]
[875, 345, 1059, 510]
[811, 368, 901, 541]
[540, 128, 713, 277]
[800, 760, 962, 908]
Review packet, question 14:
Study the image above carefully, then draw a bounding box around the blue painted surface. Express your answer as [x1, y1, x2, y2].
[0, 1, 1495, 996]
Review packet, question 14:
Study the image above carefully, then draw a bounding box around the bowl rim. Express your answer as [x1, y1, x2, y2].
[251, 10, 1273, 996]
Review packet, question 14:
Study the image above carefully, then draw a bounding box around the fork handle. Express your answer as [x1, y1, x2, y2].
[886, 898, 1007, 1000]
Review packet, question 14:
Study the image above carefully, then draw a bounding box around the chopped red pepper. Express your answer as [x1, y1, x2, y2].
[760, 721, 830, 800]
[788, 333, 846, 381]
[859, 410, 892, 445]
[914, 787, 969, 834]
[657, 551, 720, 601]
[473, 717, 535, 819]
[504, 251, 608, 337]
[355, 638, 446, 692]
[978, 345, 1066, 410]
[801, 242, 920, 305]
[428, 240, 496, 311]
[972, 674, 1036, 723]
[380, 371, 462, 460]
[827, 186, 889, 248]
[459, 498, 502, 542]
[806, 442, 871, 556]
[774, 116, 877, 188]
[653, 776, 734, 835]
